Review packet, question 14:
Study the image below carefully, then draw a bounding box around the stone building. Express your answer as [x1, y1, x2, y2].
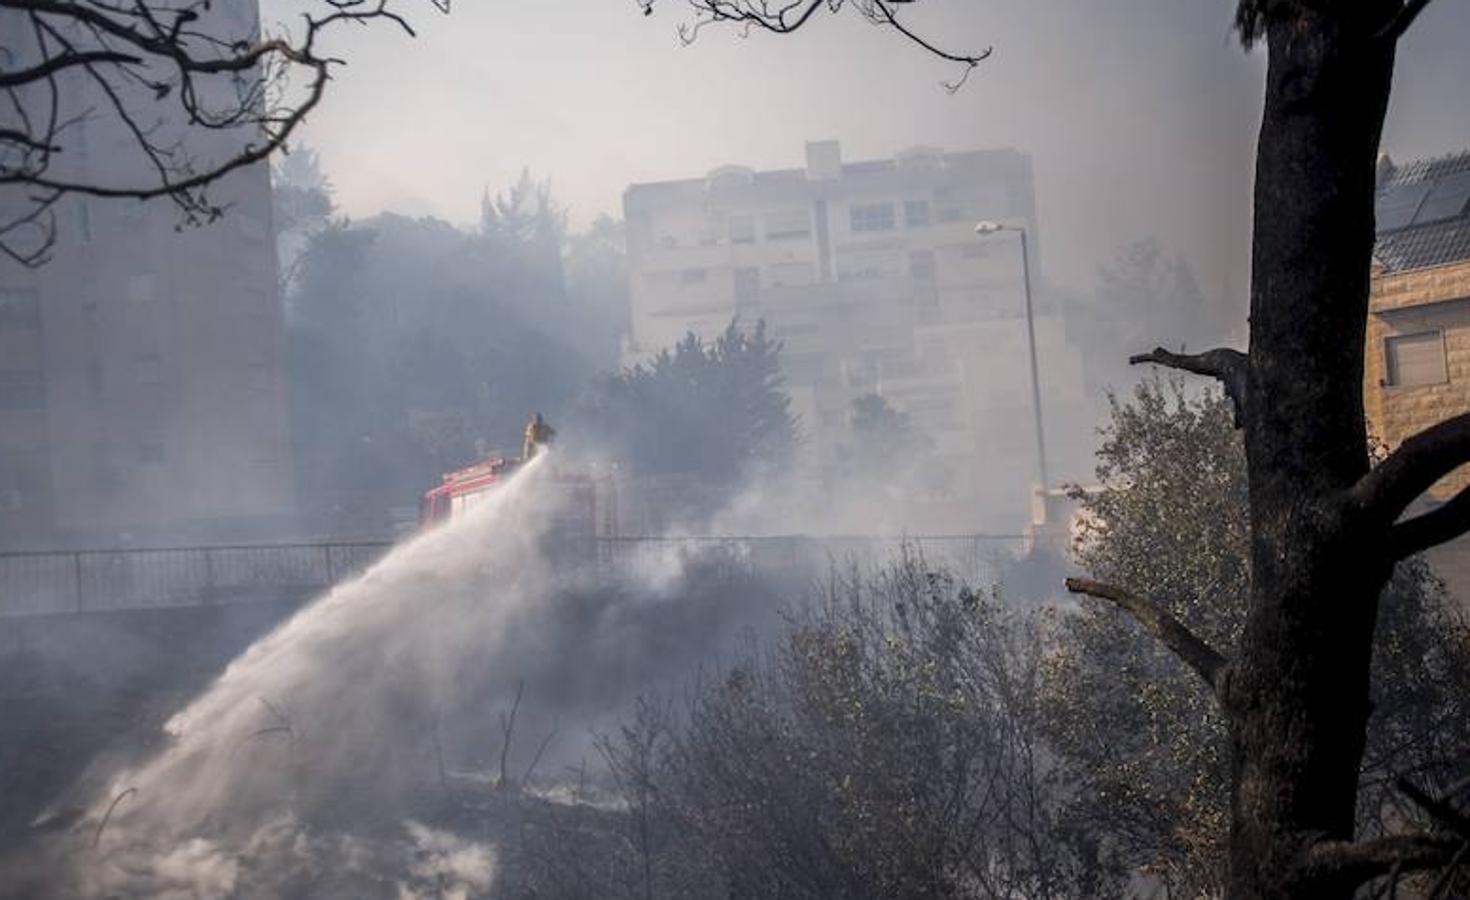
[1363, 150, 1470, 601]
[622, 141, 1091, 531]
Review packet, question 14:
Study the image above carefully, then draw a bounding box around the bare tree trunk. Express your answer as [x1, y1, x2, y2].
[1230, 8, 1395, 899]
[1075, 5, 1468, 895]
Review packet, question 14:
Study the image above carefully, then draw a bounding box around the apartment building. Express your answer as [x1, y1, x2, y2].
[0, 0, 292, 547]
[1364, 150, 1470, 602]
[623, 142, 1090, 530]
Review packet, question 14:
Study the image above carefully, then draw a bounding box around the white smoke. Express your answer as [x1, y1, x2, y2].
[27, 452, 795, 897]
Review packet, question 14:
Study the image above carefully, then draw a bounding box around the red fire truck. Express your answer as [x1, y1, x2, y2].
[419, 454, 618, 541]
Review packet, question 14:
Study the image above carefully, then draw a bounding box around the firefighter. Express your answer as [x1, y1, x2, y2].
[522, 412, 556, 460]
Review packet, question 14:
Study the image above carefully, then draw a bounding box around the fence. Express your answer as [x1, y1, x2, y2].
[0, 534, 1029, 618]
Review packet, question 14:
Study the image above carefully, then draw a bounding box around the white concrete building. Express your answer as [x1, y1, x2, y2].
[622, 142, 1090, 531]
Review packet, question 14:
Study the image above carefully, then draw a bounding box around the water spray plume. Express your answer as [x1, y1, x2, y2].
[69, 455, 563, 894]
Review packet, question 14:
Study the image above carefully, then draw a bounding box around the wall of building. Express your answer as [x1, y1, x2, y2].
[0, 0, 293, 548]
[1365, 257, 1470, 610]
[1364, 258, 1470, 498]
[622, 143, 1091, 531]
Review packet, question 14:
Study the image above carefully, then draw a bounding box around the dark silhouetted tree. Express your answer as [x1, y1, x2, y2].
[577, 318, 798, 491]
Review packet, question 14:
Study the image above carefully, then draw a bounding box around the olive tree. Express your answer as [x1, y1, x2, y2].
[1045, 381, 1470, 897]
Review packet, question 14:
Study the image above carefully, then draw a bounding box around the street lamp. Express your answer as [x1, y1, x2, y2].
[974, 221, 1051, 496]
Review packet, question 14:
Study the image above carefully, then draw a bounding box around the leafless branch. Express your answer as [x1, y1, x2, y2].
[521, 719, 560, 786]
[1300, 834, 1463, 888]
[1129, 346, 1249, 427]
[1388, 483, 1470, 561]
[1427, 843, 1470, 899]
[1063, 577, 1228, 692]
[1398, 777, 1470, 840]
[1350, 412, 1470, 534]
[640, 0, 990, 92]
[1296, 779, 1470, 895]
[1376, 0, 1438, 42]
[497, 679, 525, 791]
[0, 0, 442, 265]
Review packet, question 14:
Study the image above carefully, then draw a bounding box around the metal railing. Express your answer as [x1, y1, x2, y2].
[0, 534, 1028, 618]
[0, 540, 393, 617]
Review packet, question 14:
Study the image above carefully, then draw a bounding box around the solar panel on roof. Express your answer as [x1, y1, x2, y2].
[1412, 170, 1470, 227]
[1376, 183, 1432, 232]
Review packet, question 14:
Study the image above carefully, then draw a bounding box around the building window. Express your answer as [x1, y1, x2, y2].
[118, 198, 147, 223]
[76, 199, 93, 244]
[765, 209, 811, 240]
[1384, 331, 1448, 387]
[769, 261, 815, 287]
[729, 215, 757, 244]
[904, 200, 931, 228]
[850, 202, 896, 233]
[0, 288, 40, 327]
[937, 206, 968, 223]
[680, 268, 708, 284]
[909, 250, 936, 281]
[0, 449, 49, 512]
[127, 274, 156, 303]
[0, 370, 44, 409]
[734, 267, 760, 303]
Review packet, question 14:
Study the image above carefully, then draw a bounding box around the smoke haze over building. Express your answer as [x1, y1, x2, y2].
[274, 0, 1470, 324]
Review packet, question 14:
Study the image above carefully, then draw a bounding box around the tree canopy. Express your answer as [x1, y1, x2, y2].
[575, 318, 799, 491]
[1047, 381, 1470, 897]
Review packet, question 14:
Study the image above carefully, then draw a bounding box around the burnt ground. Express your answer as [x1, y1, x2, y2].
[0, 600, 306, 855]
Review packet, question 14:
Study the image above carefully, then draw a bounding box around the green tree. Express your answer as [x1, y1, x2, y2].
[1045, 380, 1470, 897]
[576, 317, 798, 492]
[287, 174, 604, 528]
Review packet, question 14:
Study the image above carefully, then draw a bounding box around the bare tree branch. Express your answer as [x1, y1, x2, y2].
[521, 720, 560, 787]
[641, 0, 990, 92]
[1300, 834, 1463, 888]
[1063, 577, 1228, 692]
[497, 679, 525, 791]
[0, 48, 141, 86]
[1388, 483, 1470, 561]
[1398, 777, 1470, 840]
[1376, 0, 1438, 42]
[1129, 346, 1249, 427]
[0, 0, 442, 266]
[1350, 412, 1470, 533]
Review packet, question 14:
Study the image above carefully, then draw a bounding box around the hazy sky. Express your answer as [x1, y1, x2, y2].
[270, 0, 1470, 319]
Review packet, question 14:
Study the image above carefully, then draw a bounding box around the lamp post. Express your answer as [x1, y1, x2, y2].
[974, 220, 1051, 496]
